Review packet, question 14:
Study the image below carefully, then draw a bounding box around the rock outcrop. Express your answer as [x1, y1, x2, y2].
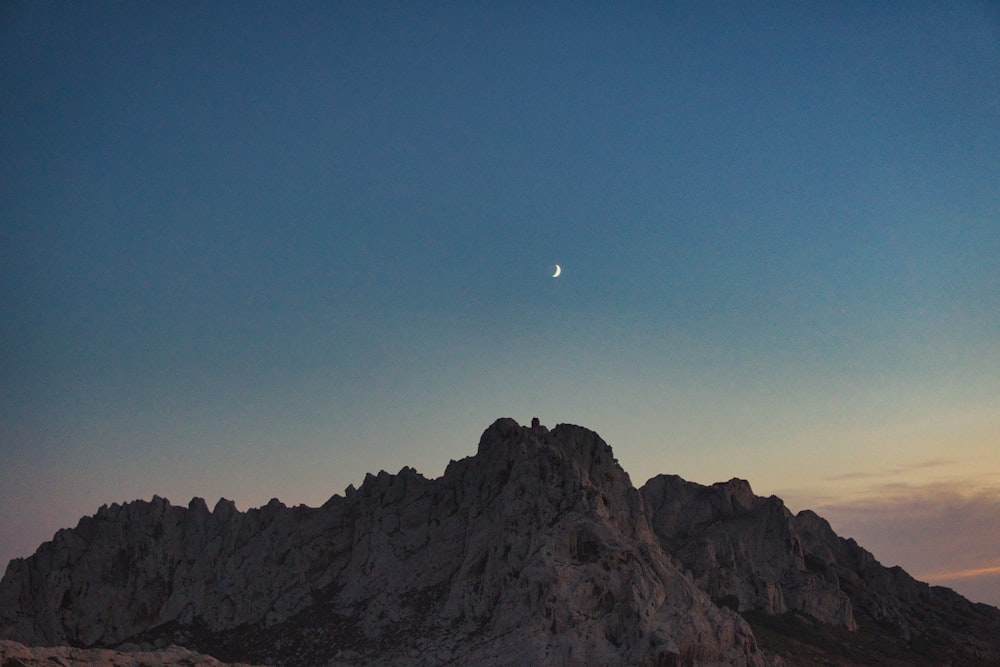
[640, 475, 1000, 666]
[2, 418, 999, 666]
[0, 639, 262, 667]
[641, 475, 855, 627]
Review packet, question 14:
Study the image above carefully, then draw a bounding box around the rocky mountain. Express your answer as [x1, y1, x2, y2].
[2, 418, 999, 666]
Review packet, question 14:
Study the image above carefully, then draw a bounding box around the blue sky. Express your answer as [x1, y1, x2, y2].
[2, 2, 999, 605]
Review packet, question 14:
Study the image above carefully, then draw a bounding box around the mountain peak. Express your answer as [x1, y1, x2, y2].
[473, 418, 630, 485]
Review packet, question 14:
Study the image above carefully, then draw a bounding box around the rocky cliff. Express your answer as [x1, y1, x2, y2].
[641, 475, 856, 629]
[640, 475, 1000, 665]
[2, 419, 999, 666]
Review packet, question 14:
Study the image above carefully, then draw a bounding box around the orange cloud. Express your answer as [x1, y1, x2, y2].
[920, 564, 1000, 582]
[823, 458, 957, 482]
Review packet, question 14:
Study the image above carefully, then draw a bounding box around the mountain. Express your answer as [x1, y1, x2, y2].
[2, 418, 998, 666]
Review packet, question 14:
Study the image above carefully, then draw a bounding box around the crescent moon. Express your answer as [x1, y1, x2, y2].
[552, 264, 561, 278]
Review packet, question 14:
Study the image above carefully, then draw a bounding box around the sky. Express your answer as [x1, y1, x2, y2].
[1, 2, 998, 607]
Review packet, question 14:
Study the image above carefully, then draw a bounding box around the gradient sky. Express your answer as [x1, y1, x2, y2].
[2, 2, 998, 606]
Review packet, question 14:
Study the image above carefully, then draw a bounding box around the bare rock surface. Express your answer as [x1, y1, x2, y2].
[0, 638, 260, 667]
[640, 475, 855, 627]
[3, 418, 999, 666]
[640, 474, 1000, 666]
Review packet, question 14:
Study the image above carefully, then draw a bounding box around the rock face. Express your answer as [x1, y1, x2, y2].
[640, 475, 1000, 665]
[0, 639, 261, 667]
[641, 475, 856, 628]
[2, 419, 999, 666]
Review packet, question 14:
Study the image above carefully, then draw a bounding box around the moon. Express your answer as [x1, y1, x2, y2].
[552, 264, 561, 278]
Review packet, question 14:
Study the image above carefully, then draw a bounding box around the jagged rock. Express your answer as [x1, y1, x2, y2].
[0, 419, 770, 666]
[792, 509, 1000, 659]
[640, 475, 856, 628]
[0, 638, 261, 667]
[2, 418, 999, 666]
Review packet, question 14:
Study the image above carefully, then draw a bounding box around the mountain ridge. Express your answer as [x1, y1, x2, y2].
[2, 418, 998, 666]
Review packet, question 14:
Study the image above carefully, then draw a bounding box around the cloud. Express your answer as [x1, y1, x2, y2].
[921, 564, 1000, 581]
[823, 457, 957, 482]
